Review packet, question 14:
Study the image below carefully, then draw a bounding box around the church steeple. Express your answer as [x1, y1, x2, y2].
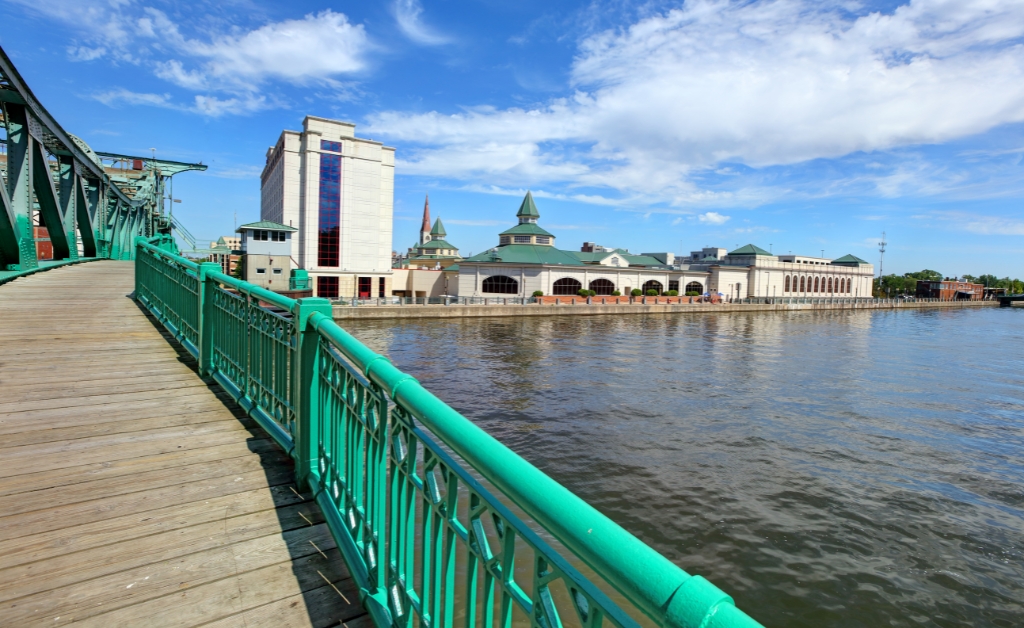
[420, 195, 432, 245]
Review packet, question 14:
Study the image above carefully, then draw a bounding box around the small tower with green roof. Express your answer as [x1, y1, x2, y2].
[499, 191, 555, 246]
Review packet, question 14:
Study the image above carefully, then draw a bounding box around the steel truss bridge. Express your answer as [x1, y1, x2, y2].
[0, 46, 205, 283]
[0, 45, 761, 628]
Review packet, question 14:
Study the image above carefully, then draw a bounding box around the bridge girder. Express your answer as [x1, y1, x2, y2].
[0, 45, 206, 269]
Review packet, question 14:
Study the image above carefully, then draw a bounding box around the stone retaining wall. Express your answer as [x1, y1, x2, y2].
[333, 299, 997, 320]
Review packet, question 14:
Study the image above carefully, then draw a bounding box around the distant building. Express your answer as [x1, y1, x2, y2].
[207, 236, 240, 275]
[392, 196, 462, 297]
[451, 192, 875, 299]
[210, 235, 240, 250]
[237, 221, 296, 290]
[916, 278, 983, 300]
[260, 115, 395, 299]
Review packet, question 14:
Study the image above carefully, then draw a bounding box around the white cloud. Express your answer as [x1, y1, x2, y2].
[698, 211, 730, 224]
[367, 0, 1024, 202]
[392, 0, 450, 45]
[91, 88, 271, 117]
[928, 211, 1024, 235]
[17, 1, 371, 115]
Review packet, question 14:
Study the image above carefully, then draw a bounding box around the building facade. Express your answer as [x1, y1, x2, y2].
[260, 116, 395, 299]
[916, 279, 984, 300]
[237, 221, 296, 291]
[453, 193, 875, 299]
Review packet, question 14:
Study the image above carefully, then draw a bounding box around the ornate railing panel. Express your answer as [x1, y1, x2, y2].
[134, 238, 762, 628]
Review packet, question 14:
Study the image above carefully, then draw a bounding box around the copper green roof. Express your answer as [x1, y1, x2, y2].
[462, 245, 584, 266]
[499, 223, 554, 237]
[516, 191, 540, 218]
[569, 251, 664, 267]
[430, 217, 447, 237]
[418, 239, 457, 250]
[832, 254, 870, 265]
[728, 244, 772, 256]
[236, 220, 297, 232]
[621, 253, 667, 266]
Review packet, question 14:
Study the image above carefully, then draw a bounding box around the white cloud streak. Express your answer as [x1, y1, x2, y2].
[392, 0, 451, 45]
[699, 211, 730, 225]
[367, 0, 1024, 203]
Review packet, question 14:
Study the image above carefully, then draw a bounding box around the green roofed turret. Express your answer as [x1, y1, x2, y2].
[430, 217, 447, 238]
[727, 244, 773, 256]
[832, 254, 870, 265]
[516, 191, 540, 222]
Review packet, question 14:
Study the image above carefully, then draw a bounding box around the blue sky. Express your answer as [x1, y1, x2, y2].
[3, 0, 1024, 276]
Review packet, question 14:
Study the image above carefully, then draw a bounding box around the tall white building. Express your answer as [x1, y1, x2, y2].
[260, 116, 395, 299]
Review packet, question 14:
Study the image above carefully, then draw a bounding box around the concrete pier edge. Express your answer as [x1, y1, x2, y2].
[333, 300, 998, 320]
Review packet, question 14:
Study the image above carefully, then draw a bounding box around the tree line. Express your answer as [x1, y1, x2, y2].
[873, 270, 1023, 297]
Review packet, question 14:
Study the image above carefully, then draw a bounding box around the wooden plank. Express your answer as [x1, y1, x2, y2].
[0, 502, 325, 605]
[0, 421, 270, 478]
[200, 585, 371, 628]
[0, 437, 280, 497]
[2, 524, 338, 625]
[0, 447, 291, 517]
[70, 548, 361, 628]
[1, 408, 249, 448]
[0, 390, 239, 433]
[0, 485, 314, 570]
[0, 465, 292, 541]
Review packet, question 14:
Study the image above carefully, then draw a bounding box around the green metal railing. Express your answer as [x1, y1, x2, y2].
[133, 237, 762, 628]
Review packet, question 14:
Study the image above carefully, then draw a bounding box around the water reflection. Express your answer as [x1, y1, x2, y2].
[345, 308, 1024, 626]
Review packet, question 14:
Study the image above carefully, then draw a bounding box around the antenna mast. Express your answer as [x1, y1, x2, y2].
[878, 231, 887, 277]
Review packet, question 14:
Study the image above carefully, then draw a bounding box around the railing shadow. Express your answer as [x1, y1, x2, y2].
[128, 294, 368, 627]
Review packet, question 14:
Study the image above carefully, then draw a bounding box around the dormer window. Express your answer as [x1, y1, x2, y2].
[611, 257, 620, 266]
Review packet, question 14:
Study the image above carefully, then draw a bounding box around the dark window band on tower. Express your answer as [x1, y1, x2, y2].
[318, 154, 341, 267]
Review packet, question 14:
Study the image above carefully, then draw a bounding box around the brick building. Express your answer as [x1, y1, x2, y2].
[916, 278, 983, 300]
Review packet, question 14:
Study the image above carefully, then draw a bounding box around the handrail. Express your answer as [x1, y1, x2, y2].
[133, 237, 763, 628]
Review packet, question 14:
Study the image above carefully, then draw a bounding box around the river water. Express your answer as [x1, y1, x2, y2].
[342, 307, 1024, 627]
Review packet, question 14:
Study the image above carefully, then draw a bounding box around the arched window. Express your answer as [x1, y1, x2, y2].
[552, 277, 582, 295]
[589, 278, 615, 295]
[482, 275, 519, 294]
[800, 276, 806, 292]
[847, 278, 852, 294]
[642, 280, 663, 294]
[685, 281, 703, 294]
[828, 277, 833, 293]
[839, 278, 845, 293]
[785, 276, 791, 292]
[814, 277, 820, 292]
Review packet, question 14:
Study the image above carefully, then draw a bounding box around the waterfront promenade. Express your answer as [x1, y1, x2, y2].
[332, 298, 996, 319]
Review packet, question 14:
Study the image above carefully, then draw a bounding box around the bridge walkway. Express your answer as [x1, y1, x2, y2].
[0, 262, 368, 627]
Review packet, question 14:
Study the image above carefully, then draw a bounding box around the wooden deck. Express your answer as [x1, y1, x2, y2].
[0, 261, 368, 627]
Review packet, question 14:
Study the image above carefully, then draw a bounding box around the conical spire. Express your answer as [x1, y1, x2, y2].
[420, 195, 432, 234]
[430, 217, 446, 238]
[516, 191, 540, 219]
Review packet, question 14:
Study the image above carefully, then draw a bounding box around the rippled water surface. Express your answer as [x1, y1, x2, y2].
[343, 307, 1024, 627]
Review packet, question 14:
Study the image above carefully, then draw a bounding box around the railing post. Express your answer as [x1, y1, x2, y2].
[133, 236, 147, 300]
[196, 262, 221, 377]
[292, 297, 334, 490]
